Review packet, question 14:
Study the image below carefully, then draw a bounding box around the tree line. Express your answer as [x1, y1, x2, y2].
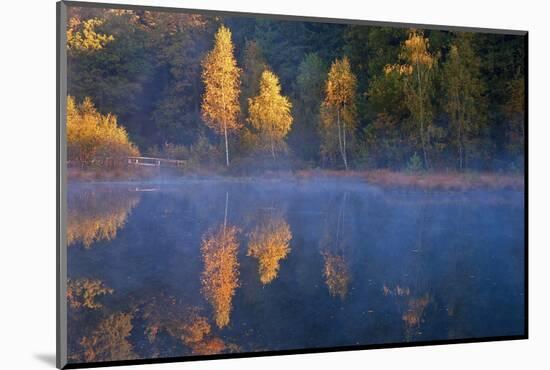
[66, 6, 525, 172]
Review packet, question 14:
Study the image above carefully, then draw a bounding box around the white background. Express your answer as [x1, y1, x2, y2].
[1, 0, 547, 369]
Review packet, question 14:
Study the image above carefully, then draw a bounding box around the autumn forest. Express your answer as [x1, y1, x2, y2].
[66, 6, 526, 177]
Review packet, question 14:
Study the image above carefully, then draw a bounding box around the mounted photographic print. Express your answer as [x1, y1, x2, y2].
[56, 1, 527, 368]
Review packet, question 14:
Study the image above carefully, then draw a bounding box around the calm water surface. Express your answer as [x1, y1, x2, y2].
[66, 179, 525, 363]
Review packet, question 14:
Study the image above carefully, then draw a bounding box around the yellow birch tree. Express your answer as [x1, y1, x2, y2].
[247, 70, 293, 159]
[67, 17, 114, 52]
[201, 25, 241, 167]
[321, 57, 357, 170]
[388, 30, 436, 169]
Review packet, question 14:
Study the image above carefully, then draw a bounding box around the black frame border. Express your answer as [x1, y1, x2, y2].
[56, 1, 529, 368]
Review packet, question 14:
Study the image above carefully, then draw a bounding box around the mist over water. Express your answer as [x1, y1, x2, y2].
[66, 179, 524, 362]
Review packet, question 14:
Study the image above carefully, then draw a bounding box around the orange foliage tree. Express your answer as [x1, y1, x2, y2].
[320, 56, 357, 169]
[201, 25, 241, 167]
[247, 70, 293, 159]
[67, 96, 139, 167]
[67, 17, 114, 52]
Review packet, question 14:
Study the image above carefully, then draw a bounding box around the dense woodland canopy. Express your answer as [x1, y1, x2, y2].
[66, 6, 525, 172]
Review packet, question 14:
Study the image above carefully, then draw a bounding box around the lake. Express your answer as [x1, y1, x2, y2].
[66, 179, 525, 363]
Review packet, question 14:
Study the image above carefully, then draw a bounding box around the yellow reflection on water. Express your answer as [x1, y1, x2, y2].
[201, 224, 240, 329]
[320, 192, 352, 300]
[79, 312, 137, 362]
[141, 295, 240, 355]
[247, 213, 292, 284]
[67, 278, 114, 310]
[402, 294, 431, 329]
[322, 252, 351, 299]
[67, 189, 140, 248]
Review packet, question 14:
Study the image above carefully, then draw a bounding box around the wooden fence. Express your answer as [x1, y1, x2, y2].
[127, 156, 186, 168]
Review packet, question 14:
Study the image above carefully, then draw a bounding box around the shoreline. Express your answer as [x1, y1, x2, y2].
[67, 167, 524, 191]
[296, 169, 524, 191]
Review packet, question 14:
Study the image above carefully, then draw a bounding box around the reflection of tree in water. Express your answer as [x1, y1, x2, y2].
[404, 198, 433, 340]
[67, 278, 113, 309]
[320, 192, 351, 299]
[140, 295, 239, 356]
[79, 312, 137, 362]
[143, 296, 211, 346]
[67, 278, 122, 362]
[382, 198, 433, 342]
[201, 192, 240, 329]
[67, 188, 140, 248]
[322, 253, 351, 300]
[247, 212, 292, 284]
[382, 284, 432, 341]
[70, 290, 242, 362]
[191, 338, 228, 355]
[402, 294, 432, 332]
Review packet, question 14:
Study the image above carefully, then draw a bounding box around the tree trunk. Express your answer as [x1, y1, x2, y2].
[224, 191, 228, 234]
[459, 143, 463, 170]
[458, 120, 463, 170]
[223, 120, 229, 167]
[343, 103, 348, 170]
[221, 87, 229, 167]
[416, 62, 429, 170]
[420, 120, 428, 170]
[336, 108, 348, 170]
[270, 135, 276, 160]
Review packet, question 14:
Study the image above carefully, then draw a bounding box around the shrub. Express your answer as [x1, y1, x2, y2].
[67, 96, 139, 167]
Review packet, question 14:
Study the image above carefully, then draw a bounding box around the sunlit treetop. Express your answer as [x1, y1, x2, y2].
[384, 30, 434, 76]
[402, 29, 435, 69]
[325, 56, 357, 108]
[67, 17, 114, 51]
[248, 70, 293, 138]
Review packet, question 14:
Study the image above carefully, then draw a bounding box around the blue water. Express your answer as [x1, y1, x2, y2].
[66, 179, 525, 363]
